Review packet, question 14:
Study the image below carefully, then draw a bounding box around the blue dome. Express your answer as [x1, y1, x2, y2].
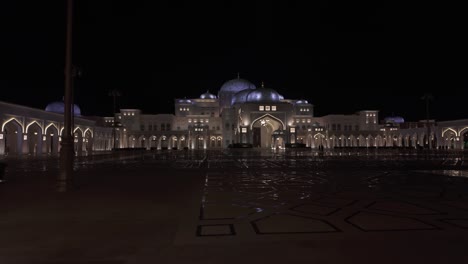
[219, 78, 256, 94]
[384, 116, 405, 124]
[231, 89, 252, 105]
[177, 99, 193, 104]
[295, 99, 309, 104]
[45, 101, 81, 116]
[200, 91, 217, 99]
[246, 87, 283, 103]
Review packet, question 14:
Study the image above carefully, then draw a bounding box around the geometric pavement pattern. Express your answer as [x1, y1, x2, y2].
[193, 156, 468, 238]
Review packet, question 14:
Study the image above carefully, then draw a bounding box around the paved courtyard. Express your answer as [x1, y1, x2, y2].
[1, 149, 468, 263]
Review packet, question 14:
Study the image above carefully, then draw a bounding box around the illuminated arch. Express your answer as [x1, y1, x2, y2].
[84, 128, 93, 138]
[1, 117, 24, 133]
[442, 128, 457, 137]
[45, 123, 59, 134]
[60, 127, 65, 136]
[249, 114, 285, 130]
[25, 120, 43, 133]
[73, 127, 83, 135]
[314, 133, 325, 139]
[458, 127, 468, 136]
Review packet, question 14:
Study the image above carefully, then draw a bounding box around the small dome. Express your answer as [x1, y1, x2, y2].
[200, 91, 217, 99]
[246, 87, 283, 103]
[384, 116, 405, 124]
[45, 101, 81, 116]
[219, 78, 256, 94]
[177, 99, 193, 104]
[295, 99, 309, 104]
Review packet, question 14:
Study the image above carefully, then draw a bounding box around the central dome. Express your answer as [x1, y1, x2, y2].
[245, 87, 283, 103]
[231, 89, 252, 105]
[246, 87, 284, 103]
[219, 78, 256, 94]
[231, 83, 284, 104]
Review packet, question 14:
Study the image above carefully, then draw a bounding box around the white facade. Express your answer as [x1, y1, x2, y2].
[2, 77, 468, 154]
[0, 101, 113, 155]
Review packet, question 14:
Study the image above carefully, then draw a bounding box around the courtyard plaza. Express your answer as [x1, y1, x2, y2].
[1, 149, 468, 263]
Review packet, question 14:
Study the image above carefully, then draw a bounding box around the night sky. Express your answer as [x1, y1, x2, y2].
[0, 1, 466, 121]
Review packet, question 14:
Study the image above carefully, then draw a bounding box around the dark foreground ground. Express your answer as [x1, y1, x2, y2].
[1, 149, 468, 264]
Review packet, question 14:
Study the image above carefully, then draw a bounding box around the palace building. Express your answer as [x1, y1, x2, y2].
[1, 76, 468, 155]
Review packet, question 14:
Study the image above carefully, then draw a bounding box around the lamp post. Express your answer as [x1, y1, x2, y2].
[421, 93, 434, 149]
[108, 89, 121, 149]
[58, 0, 74, 192]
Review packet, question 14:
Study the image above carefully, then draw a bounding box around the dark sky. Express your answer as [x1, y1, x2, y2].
[1, 1, 467, 121]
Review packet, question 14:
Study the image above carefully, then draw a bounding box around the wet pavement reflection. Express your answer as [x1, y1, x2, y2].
[3, 148, 468, 240]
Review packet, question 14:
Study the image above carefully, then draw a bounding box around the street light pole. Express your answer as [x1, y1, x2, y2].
[58, 0, 74, 192]
[422, 93, 434, 149]
[108, 90, 121, 150]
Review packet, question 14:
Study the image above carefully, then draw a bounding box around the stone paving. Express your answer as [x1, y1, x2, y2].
[1, 149, 468, 263]
[169, 150, 468, 245]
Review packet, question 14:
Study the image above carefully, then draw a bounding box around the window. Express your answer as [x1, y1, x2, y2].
[307, 119, 311, 123]
[225, 123, 230, 129]
[259, 106, 264, 111]
[290, 127, 296, 133]
[131, 112, 135, 116]
[302, 119, 305, 123]
[265, 106, 271, 111]
[216, 126, 220, 130]
[296, 119, 300, 123]
[332, 124, 336, 131]
[337, 124, 341, 131]
[140, 125, 145, 131]
[241, 127, 247, 133]
[271, 106, 276, 111]
[177, 126, 180, 130]
[355, 125, 359, 131]
[205, 119, 209, 123]
[161, 124, 165, 131]
[166, 123, 171, 130]
[188, 119, 192, 123]
[211, 112, 215, 117]
[148, 125, 152, 131]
